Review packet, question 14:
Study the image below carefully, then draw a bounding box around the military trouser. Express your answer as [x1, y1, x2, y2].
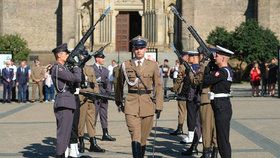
[31, 81, 43, 102]
[78, 98, 96, 137]
[200, 103, 217, 148]
[54, 107, 74, 155]
[70, 95, 80, 144]
[212, 98, 232, 158]
[178, 101, 187, 125]
[125, 114, 154, 145]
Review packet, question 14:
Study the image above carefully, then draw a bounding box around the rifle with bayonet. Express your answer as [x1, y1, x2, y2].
[65, 6, 111, 70]
[170, 5, 212, 61]
[79, 92, 115, 101]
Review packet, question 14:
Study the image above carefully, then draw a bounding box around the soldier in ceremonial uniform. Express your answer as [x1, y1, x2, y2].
[51, 43, 82, 158]
[115, 35, 163, 158]
[203, 45, 234, 158]
[170, 51, 189, 135]
[78, 65, 105, 153]
[93, 51, 116, 141]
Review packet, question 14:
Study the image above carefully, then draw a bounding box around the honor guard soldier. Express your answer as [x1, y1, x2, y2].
[115, 35, 163, 158]
[203, 45, 234, 158]
[78, 65, 106, 153]
[51, 43, 82, 158]
[170, 51, 189, 135]
[93, 50, 116, 141]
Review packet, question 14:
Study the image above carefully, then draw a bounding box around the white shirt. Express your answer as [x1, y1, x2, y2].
[107, 64, 117, 82]
[11, 65, 17, 80]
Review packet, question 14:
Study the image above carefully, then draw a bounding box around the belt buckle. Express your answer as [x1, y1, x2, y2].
[137, 90, 141, 95]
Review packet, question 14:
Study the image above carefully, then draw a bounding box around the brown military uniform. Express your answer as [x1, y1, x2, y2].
[31, 65, 45, 102]
[173, 64, 187, 126]
[115, 59, 163, 145]
[78, 65, 99, 137]
[189, 61, 217, 149]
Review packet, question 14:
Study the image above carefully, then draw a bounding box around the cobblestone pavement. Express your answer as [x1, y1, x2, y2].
[0, 95, 280, 158]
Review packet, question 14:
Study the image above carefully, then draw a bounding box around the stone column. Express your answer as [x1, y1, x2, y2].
[181, 0, 194, 50]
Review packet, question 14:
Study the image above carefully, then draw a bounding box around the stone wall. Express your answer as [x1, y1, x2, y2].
[0, 0, 76, 52]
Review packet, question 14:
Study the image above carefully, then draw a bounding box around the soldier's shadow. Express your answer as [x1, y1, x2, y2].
[20, 137, 56, 158]
[146, 127, 198, 158]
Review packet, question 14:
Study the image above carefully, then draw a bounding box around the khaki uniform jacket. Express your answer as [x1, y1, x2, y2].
[31, 65, 45, 82]
[115, 59, 163, 117]
[173, 64, 186, 93]
[79, 65, 99, 101]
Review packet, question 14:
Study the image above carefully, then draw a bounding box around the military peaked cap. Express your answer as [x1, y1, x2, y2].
[214, 45, 234, 56]
[131, 35, 148, 48]
[93, 50, 105, 58]
[52, 43, 70, 54]
[187, 50, 199, 56]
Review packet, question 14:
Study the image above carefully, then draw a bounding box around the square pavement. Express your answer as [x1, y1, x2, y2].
[0, 97, 280, 157]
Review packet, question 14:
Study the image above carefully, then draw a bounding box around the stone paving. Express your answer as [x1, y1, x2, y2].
[1, 93, 280, 158]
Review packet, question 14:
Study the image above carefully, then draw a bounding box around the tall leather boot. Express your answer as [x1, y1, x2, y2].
[200, 148, 212, 158]
[170, 124, 183, 135]
[211, 147, 219, 158]
[78, 137, 85, 153]
[141, 145, 146, 158]
[131, 141, 141, 158]
[181, 131, 199, 156]
[89, 137, 105, 152]
[102, 128, 116, 141]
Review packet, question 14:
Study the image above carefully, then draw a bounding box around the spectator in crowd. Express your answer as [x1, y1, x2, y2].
[1, 60, 14, 103]
[10, 59, 17, 102]
[30, 59, 46, 103]
[250, 62, 261, 97]
[107, 59, 117, 91]
[16, 60, 29, 103]
[44, 64, 54, 102]
[268, 58, 278, 96]
[170, 60, 180, 84]
[160, 59, 170, 96]
[261, 62, 269, 96]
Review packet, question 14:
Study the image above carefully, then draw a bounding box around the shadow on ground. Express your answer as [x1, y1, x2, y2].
[20, 137, 56, 158]
[146, 127, 200, 158]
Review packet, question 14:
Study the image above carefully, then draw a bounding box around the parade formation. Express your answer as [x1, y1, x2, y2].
[46, 4, 237, 158]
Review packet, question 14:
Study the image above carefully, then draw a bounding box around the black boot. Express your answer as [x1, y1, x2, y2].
[211, 147, 218, 158]
[79, 137, 85, 153]
[141, 145, 146, 158]
[102, 128, 116, 141]
[200, 148, 212, 158]
[170, 124, 183, 135]
[131, 141, 141, 158]
[181, 143, 198, 156]
[89, 137, 105, 152]
[181, 131, 199, 156]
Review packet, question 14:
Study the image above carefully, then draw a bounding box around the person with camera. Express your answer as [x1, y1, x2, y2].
[51, 43, 82, 158]
[115, 35, 163, 158]
[250, 62, 261, 97]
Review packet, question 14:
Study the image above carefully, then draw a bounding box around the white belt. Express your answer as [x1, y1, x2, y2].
[208, 92, 230, 100]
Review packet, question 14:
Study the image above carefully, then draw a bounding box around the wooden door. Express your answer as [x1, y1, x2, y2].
[116, 13, 129, 51]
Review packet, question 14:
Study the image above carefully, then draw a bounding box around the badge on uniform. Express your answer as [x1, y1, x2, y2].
[215, 71, 220, 77]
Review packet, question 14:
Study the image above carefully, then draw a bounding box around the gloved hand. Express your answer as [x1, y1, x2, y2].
[115, 101, 124, 112]
[155, 109, 161, 119]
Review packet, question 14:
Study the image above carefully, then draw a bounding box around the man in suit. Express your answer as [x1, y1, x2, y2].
[93, 51, 116, 141]
[115, 35, 163, 158]
[2, 60, 14, 103]
[51, 43, 82, 158]
[16, 60, 29, 103]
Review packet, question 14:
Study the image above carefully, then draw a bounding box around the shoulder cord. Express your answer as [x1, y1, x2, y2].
[223, 67, 233, 82]
[55, 65, 66, 93]
[121, 62, 139, 86]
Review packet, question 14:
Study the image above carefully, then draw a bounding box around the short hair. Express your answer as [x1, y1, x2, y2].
[164, 59, 169, 62]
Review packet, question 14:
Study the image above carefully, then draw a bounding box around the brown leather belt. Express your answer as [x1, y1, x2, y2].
[128, 90, 151, 95]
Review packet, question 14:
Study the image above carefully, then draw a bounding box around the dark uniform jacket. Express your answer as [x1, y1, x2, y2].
[93, 64, 111, 95]
[51, 63, 81, 110]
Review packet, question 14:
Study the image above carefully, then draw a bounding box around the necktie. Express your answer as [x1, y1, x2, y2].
[137, 60, 141, 67]
[22, 68, 24, 73]
[99, 66, 102, 73]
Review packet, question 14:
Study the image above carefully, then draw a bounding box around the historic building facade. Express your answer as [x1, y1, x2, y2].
[0, 0, 279, 62]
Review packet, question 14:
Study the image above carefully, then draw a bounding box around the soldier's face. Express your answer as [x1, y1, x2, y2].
[96, 57, 105, 65]
[58, 52, 69, 62]
[133, 47, 146, 59]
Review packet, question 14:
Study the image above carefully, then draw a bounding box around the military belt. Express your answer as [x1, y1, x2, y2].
[128, 90, 151, 95]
